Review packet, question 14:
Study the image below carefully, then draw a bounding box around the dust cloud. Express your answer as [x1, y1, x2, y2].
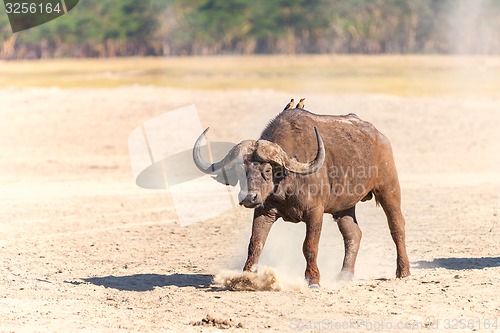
[446, 0, 500, 54]
[222, 204, 399, 291]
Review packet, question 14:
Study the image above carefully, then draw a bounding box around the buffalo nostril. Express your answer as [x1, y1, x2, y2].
[239, 193, 261, 207]
[239, 193, 258, 205]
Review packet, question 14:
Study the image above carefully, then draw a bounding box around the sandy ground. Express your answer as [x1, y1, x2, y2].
[0, 86, 499, 332]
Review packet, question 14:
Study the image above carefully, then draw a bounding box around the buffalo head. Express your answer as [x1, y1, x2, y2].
[193, 127, 325, 208]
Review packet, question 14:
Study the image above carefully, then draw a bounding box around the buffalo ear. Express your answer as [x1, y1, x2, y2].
[212, 166, 239, 186]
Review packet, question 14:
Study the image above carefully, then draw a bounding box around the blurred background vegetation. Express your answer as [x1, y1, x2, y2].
[1, 0, 500, 59]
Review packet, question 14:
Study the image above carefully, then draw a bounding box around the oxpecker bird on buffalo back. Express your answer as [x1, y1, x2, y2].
[283, 99, 294, 111]
[193, 108, 410, 287]
[296, 98, 305, 109]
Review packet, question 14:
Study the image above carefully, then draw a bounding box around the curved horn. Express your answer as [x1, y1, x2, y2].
[193, 127, 256, 174]
[254, 127, 325, 175]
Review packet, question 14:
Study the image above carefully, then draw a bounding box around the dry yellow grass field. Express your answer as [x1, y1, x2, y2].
[1, 55, 500, 97]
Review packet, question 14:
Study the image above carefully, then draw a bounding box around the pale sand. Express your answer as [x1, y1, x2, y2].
[0, 87, 499, 332]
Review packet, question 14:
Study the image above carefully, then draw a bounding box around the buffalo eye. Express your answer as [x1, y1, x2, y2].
[263, 167, 273, 180]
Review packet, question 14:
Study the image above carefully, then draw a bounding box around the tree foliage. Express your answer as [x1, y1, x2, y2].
[1, 0, 500, 58]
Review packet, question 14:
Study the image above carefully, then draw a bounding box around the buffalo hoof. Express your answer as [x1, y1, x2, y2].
[309, 283, 320, 289]
[396, 270, 411, 278]
[336, 271, 354, 281]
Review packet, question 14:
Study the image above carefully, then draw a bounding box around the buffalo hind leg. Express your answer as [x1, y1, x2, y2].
[303, 209, 324, 287]
[243, 208, 277, 272]
[333, 206, 362, 281]
[375, 183, 410, 278]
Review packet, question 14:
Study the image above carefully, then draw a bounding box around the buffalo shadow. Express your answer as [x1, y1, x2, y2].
[413, 257, 500, 270]
[81, 273, 213, 291]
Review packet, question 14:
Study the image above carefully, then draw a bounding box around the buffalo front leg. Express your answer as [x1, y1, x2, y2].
[303, 209, 324, 287]
[242, 208, 277, 272]
[333, 206, 362, 281]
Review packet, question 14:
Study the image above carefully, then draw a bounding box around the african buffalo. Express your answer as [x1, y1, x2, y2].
[193, 109, 410, 286]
